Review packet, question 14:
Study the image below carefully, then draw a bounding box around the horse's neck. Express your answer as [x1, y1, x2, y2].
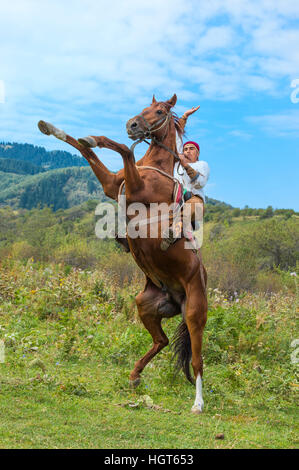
[140, 121, 177, 175]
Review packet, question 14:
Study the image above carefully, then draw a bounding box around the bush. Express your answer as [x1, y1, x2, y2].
[53, 241, 98, 269]
[203, 217, 299, 293]
[97, 251, 144, 287]
[9, 241, 40, 261]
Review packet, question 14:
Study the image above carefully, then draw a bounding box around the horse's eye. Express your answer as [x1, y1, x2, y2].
[156, 110, 163, 115]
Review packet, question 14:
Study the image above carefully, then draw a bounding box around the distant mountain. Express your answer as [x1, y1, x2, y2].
[205, 197, 233, 209]
[0, 167, 108, 211]
[0, 142, 88, 171]
[0, 167, 233, 212]
[0, 157, 43, 175]
[0, 141, 235, 212]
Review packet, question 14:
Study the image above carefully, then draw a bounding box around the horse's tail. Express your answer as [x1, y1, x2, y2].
[171, 320, 195, 385]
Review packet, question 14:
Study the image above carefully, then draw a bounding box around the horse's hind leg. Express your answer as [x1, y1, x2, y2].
[130, 279, 179, 387]
[184, 275, 208, 414]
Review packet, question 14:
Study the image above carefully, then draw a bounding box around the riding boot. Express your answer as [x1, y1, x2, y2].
[160, 196, 204, 251]
[160, 217, 184, 251]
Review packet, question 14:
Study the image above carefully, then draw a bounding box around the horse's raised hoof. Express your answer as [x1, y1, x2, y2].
[38, 120, 67, 141]
[129, 377, 141, 388]
[191, 404, 203, 414]
[77, 136, 97, 148]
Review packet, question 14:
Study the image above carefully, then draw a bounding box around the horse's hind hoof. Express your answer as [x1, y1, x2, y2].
[38, 120, 67, 141]
[78, 136, 97, 148]
[191, 404, 203, 414]
[129, 378, 141, 388]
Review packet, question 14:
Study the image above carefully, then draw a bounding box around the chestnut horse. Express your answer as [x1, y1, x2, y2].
[38, 94, 208, 413]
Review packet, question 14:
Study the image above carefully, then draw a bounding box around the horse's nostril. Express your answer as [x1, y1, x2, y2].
[131, 122, 138, 129]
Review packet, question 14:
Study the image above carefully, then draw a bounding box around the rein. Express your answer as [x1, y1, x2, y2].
[118, 166, 184, 231]
[118, 165, 182, 204]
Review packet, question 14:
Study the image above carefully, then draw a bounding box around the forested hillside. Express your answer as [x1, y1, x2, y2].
[0, 141, 297, 218]
[0, 142, 88, 170]
[0, 167, 107, 211]
[0, 158, 42, 175]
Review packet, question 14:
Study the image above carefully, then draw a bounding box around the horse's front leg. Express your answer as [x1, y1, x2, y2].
[37, 121, 121, 200]
[79, 135, 144, 198]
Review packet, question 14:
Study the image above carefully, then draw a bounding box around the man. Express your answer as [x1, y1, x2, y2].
[176, 140, 209, 218]
[161, 141, 209, 251]
[161, 107, 210, 250]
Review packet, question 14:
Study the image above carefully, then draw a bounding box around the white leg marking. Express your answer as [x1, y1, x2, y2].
[191, 374, 204, 414]
[53, 127, 67, 141]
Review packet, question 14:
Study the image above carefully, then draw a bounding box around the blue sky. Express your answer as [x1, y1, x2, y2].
[0, 0, 298, 209]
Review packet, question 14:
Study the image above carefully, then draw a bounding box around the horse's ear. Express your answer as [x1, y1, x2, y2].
[166, 94, 177, 108]
[152, 95, 157, 104]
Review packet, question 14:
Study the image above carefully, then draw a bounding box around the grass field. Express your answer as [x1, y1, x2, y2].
[0, 260, 298, 449]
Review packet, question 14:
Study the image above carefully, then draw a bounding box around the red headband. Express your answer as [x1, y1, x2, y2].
[183, 141, 200, 152]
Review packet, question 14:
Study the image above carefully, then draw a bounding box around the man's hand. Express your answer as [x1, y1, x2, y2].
[185, 166, 199, 180]
[178, 153, 188, 167]
[182, 105, 200, 120]
[178, 154, 199, 180]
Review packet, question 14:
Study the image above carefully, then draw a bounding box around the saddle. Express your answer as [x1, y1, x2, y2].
[160, 188, 200, 252]
[115, 165, 200, 253]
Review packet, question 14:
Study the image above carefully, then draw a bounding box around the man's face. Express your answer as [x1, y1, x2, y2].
[183, 144, 199, 163]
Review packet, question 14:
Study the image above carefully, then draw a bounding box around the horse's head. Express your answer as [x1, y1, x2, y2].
[126, 94, 177, 141]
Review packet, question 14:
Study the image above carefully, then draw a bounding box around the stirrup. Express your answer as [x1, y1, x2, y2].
[160, 226, 177, 251]
[160, 238, 172, 251]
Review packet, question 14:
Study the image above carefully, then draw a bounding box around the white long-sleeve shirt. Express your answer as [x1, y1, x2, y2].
[173, 160, 210, 202]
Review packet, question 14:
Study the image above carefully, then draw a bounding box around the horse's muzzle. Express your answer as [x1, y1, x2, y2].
[126, 117, 146, 141]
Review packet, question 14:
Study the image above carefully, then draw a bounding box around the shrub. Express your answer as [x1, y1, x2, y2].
[53, 241, 98, 269]
[9, 241, 40, 261]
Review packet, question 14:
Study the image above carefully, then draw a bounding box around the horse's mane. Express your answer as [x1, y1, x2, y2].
[156, 101, 185, 150]
[158, 101, 185, 140]
[172, 111, 185, 140]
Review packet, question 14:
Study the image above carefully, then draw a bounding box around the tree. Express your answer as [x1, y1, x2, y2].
[232, 208, 241, 217]
[260, 206, 274, 219]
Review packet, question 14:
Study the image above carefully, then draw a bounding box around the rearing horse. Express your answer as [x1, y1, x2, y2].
[38, 94, 208, 413]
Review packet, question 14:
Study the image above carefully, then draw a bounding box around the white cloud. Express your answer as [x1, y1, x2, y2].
[0, 80, 5, 103]
[193, 26, 235, 55]
[0, 0, 299, 146]
[247, 109, 299, 136]
[229, 130, 252, 139]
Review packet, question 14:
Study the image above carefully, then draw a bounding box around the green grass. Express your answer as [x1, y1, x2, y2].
[0, 260, 298, 449]
[0, 360, 297, 449]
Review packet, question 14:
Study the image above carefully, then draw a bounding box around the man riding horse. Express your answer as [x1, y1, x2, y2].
[37, 95, 208, 414]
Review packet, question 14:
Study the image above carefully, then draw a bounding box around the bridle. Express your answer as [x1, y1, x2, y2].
[128, 109, 181, 163]
[137, 111, 171, 139]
